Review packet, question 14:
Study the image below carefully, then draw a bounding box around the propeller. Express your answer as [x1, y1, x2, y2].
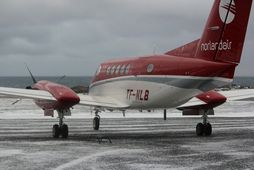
[10, 64, 36, 105]
[25, 64, 37, 89]
[25, 64, 37, 84]
[24, 64, 87, 93]
[56, 75, 66, 83]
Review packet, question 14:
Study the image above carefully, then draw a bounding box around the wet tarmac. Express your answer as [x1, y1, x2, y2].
[1, 117, 254, 170]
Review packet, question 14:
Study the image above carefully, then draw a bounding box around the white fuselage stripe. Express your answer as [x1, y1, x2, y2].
[90, 75, 232, 89]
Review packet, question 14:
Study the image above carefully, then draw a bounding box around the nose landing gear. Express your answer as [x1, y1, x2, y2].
[52, 109, 69, 138]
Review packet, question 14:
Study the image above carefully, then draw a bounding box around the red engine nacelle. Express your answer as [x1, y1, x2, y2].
[179, 90, 227, 116]
[32, 80, 80, 110]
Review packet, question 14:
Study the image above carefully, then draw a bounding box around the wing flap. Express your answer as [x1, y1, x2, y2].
[177, 97, 207, 110]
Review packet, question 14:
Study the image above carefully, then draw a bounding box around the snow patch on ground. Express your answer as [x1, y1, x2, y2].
[0, 149, 23, 157]
[53, 149, 145, 170]
[0, 98, 254, 119]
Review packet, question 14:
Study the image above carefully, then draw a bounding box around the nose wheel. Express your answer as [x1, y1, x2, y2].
[52, 124, 69, 138]
[53, 110, 69, 138]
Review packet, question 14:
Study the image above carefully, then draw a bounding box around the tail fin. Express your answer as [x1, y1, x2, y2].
[195, 0, 252, 64]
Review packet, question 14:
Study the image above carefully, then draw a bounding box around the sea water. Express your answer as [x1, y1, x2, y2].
[0, 76, 253, 88]
[0, 76, 92, 88]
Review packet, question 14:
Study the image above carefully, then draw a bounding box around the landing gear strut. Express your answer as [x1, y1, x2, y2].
[196, 110, 212, 136]
[93, 110, 100, 130]
[53, 110, 69, 138]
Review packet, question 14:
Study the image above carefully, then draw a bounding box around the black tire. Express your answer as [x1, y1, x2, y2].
[61, 124, 69, 138]
[53, 124, 60, 138]
[93, 116, 100, 130]
[196, 123, 204, 136]
[204, 123, 212, 136]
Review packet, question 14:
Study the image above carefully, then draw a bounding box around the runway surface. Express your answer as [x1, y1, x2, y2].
[1, 117, 254, 170]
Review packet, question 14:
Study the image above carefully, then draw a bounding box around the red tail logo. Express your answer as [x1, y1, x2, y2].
[219, 0, 236, 24]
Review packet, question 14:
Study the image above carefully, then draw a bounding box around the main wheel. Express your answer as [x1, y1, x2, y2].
[61, 124, 69, 138]
[53, 124, 60, 138]
[204, 123, 212, 136]
[93, 116, 100, 130]
[196, 123, 204, 136]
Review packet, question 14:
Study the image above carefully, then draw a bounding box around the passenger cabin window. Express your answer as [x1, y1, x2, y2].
[111, 65, 116, 75]
[120, 65, 126, 75]
[115, 65, 121, 75]
[125, 64, 131, 74]
[106, 66, 111, 75]
[147, 64, 154, 73]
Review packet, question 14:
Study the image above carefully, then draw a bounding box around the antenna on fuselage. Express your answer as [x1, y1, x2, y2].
[25, 63, 37, 84]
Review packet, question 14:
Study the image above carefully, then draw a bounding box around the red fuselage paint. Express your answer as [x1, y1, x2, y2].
[92, 55, 236, 84]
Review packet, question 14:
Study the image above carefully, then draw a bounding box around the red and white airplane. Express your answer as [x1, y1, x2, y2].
[0, 0, 253, 138]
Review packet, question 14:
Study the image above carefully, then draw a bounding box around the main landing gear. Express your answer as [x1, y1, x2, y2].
[196, 110, 212, 136]
[53, 110, 69, 138]
[93, 110, 100, 130]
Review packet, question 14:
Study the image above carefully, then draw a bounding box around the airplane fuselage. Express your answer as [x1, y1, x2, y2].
[89, 55, 235, 109]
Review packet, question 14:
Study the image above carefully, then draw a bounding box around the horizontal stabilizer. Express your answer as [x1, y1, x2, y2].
[165, 39, 200, 58]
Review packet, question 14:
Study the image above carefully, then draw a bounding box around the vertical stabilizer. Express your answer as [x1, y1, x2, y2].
[195, 0, 252, 64]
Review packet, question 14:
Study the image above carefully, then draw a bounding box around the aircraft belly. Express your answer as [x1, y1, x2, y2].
[89, 76, 231, 109]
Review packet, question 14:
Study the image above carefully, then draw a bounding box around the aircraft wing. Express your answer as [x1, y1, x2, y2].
[178, 89, 254, 110]
[0, 87, 128, 109]
[78, 94, 129, 109]
[218, 89, 254, 101]
[177, 97, 206, 109]
[0, 87, 56, 101]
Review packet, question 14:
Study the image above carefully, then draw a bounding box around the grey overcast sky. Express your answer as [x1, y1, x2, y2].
[0, 0, 253, 76]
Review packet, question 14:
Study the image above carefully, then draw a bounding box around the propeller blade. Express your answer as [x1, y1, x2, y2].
[25, 64, 37, 84]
